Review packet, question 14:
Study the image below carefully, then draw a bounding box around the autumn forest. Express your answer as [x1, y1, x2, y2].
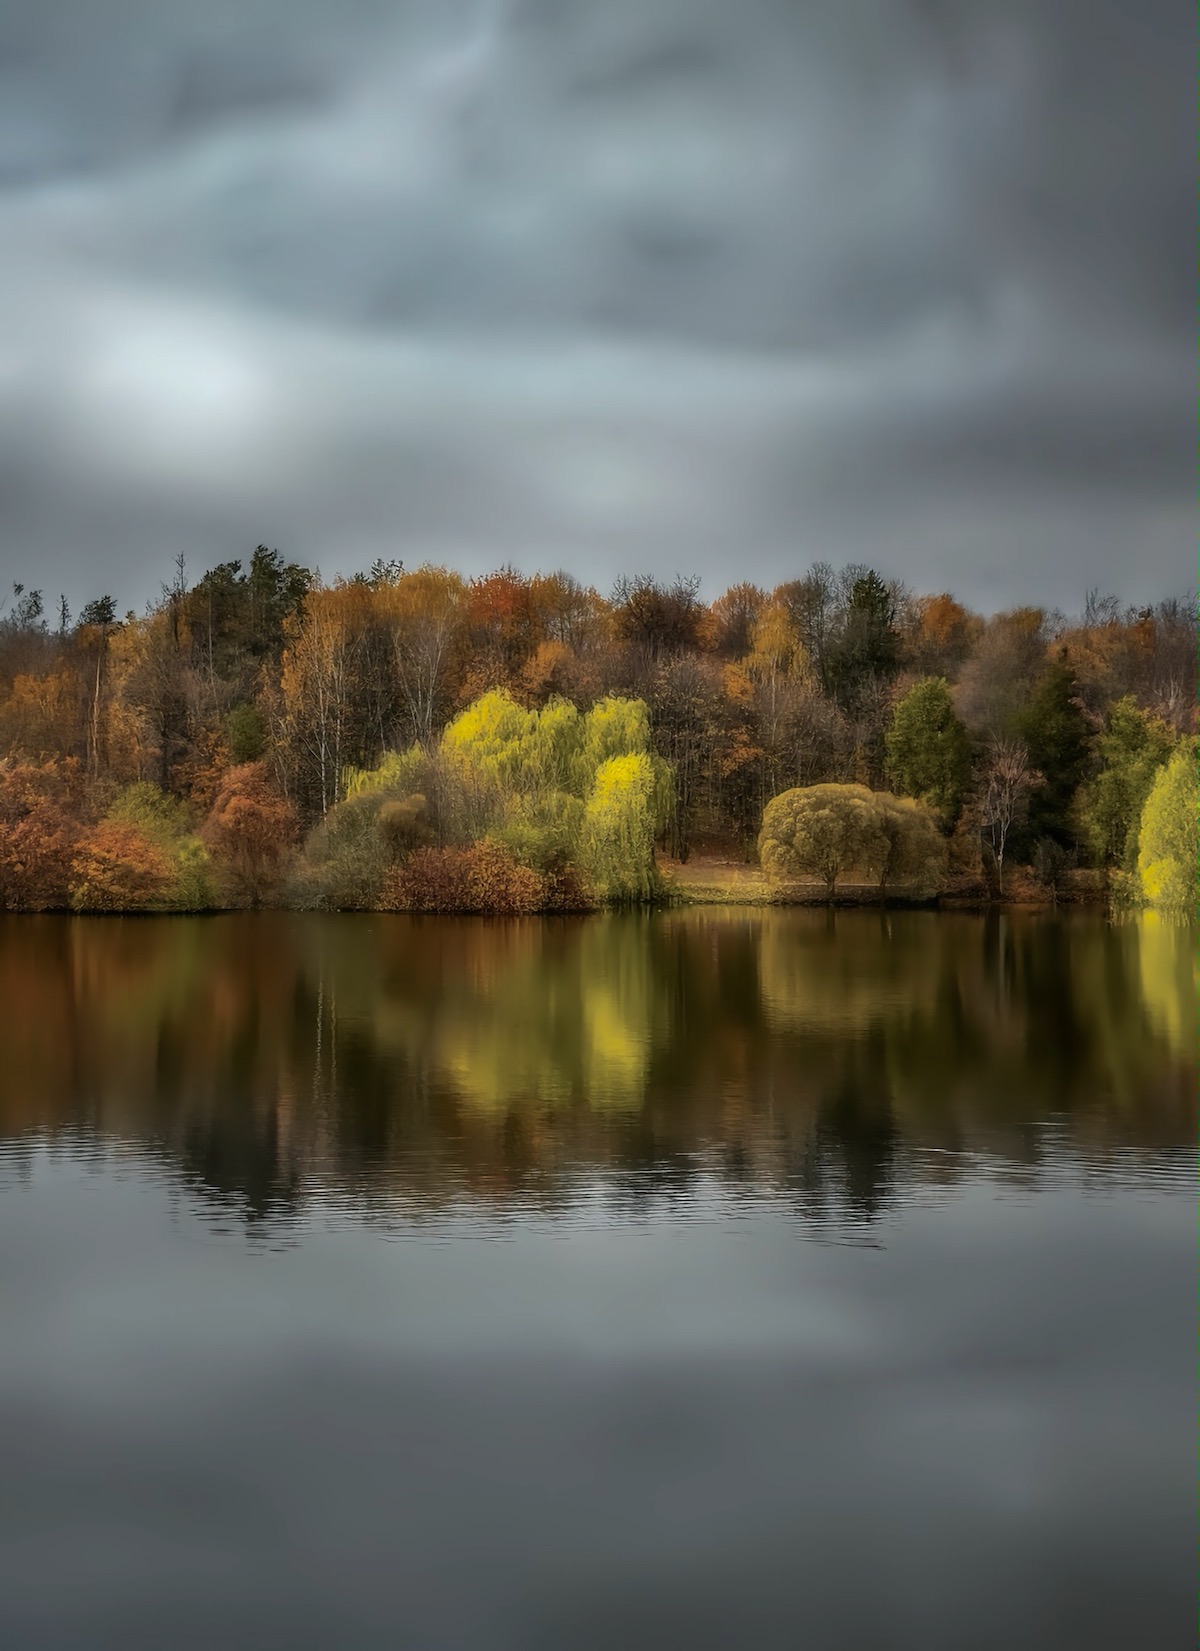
[0, 551, 1195, 915]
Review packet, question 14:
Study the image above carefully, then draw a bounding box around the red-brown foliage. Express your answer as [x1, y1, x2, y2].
[381, 840, 546, 915]
[203, 762, 298, 906]
[539, 857, 597, 913]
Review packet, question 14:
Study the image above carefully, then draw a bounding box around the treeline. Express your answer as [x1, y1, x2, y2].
[0, 551, 1194, 911]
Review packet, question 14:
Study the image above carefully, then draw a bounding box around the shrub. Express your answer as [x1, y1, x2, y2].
[540, 855, 598, 913]
[381, 840, 546, 915]
[298, 788, 434, 910]
[377, 793, 434, 859]
[875, 792, 948, 895]
[70, 821, 175, 912]
[297, 791, 389, 909]
[168, 836, 217, 910]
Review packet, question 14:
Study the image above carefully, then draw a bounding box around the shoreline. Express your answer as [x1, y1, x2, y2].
[659, 857, 1111, 912]
[1, 891, 1121, 917]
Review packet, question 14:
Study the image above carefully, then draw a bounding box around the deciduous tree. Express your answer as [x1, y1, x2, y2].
[1136, 743, 1198, 913]
[758, 783, 887, 896]
[955, 608, 1048, 736]
[0, 759, 82, 911]
[975, 740, 1039, 892]
[70, 821, 174, 912]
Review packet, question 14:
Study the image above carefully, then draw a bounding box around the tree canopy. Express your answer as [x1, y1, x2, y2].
[0, 547, 1193, 909]
[759, 784, 888, 895]
[1137, 743, 1197, 913]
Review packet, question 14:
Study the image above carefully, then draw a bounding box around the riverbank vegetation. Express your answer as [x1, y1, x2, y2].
[0, 555, 1194, 913]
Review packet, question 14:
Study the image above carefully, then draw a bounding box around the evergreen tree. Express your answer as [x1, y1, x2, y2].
[1015, 655, 1090, 848]
[884, 676, 971, 823]
[826, 568, 900, 715]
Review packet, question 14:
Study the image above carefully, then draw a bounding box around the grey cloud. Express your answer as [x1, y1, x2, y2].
[0, 0, 1191, 612]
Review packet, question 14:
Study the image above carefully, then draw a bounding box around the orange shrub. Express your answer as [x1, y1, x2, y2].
[70, 822, 174, 912]
[0, 759, 83, 910]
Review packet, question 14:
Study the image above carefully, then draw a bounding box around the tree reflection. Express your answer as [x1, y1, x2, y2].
[0, 910, 1192, 1231]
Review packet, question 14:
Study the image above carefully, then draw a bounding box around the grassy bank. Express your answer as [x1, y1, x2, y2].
[659, 855, 1110, 910]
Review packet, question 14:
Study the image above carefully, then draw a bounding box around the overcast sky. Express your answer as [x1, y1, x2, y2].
[0, 0, 1191, 616]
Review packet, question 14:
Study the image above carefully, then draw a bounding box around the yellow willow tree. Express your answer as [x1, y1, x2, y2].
[436, 689, 671, 898]
[302, 685, 674, 906]
[439, 689, 548, 845]
[574, 695, 652, 787]
[581, 752, 673, 903]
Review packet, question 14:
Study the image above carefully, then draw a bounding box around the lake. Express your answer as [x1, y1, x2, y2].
[0, 909, 1193, 1650]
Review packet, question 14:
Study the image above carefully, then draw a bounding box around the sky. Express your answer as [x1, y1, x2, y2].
[0, 0, 1192, 617]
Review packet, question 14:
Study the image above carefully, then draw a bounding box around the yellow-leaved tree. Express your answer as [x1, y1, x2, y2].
[581, 752, 673, 904]
[319, 688, 674, 909]
[1136, 742, 1197, 914]
[440, 690, 671, 903]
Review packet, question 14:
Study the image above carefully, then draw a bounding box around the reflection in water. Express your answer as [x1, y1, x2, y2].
[0, 910, 1194, 1651]
[0, 910, 1192, 1235]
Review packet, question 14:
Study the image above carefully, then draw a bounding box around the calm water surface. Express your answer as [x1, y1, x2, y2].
[0, 910, 1194, 1649]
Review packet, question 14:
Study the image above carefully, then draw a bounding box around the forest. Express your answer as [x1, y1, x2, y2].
[0, 550, 1194, 914]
